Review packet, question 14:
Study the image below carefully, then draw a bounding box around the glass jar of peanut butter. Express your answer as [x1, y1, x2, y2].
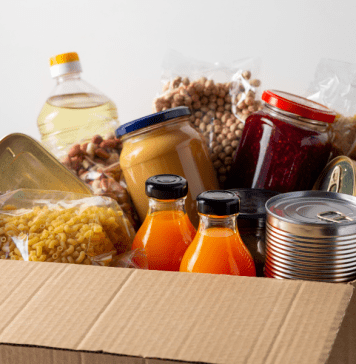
[116, 107, 219, 227]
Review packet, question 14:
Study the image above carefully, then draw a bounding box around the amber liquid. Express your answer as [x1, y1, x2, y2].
[180, 227, 256, 276]
[37, 93, 118, 158]
[132, 210, 196, 271]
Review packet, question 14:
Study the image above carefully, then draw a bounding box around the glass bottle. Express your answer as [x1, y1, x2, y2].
[37, 52, 119, 159]
[132, 174, 196, 271]
[231, 188, 280, 277]
[180, 190, 256, 276]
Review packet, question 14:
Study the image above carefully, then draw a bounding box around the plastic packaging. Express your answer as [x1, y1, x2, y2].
[60, 133, 140, 230]
[0, 189, 141, 267]
[153, 50, 262, 186]
[306, 59, 356, 158]
[37, 52, 119, 159]
[132, 174, 196, 271]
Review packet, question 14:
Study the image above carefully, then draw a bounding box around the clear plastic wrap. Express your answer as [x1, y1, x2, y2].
[306, 59, 356, 158]
[0, 189, 144, 267]
[61, 134, 140, 230]
[153, 50, 262, 185]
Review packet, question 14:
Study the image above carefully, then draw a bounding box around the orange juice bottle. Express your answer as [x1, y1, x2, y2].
[180, 191, 256, 276]
[132, 174, 196, 271]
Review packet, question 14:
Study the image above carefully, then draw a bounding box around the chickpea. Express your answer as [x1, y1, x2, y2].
[242, 70, 251, 80]
[153, 69, 261, 186]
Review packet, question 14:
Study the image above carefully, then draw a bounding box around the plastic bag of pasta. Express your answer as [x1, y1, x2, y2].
[0, 189, 139, 266]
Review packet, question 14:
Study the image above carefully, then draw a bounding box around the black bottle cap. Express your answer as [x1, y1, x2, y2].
[145, 174, 188, 200]
[197, 190, 240, 216]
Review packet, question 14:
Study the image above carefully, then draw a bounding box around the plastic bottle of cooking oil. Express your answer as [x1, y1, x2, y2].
[37, 52, 119, 158]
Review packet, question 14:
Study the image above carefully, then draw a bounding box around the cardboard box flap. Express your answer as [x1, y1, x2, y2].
[0, 260, 353, 364]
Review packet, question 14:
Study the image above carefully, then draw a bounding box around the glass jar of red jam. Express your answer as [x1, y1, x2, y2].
[226, 90, 336, 193]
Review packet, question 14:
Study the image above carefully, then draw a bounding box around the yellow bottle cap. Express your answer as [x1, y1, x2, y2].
[49, 52, 82, 78]
[49, 52, 79, 66]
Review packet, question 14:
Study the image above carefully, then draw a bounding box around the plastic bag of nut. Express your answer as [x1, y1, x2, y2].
[0, 189, 146, 268]
[306, 58, 356, 158]
[153, 50, 262, 186]
[61, 133, 140, 230]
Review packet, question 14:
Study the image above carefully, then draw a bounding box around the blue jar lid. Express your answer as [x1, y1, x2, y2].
[115, 106, 191, 137]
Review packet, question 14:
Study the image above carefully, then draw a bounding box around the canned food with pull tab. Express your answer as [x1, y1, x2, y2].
[313, 156, 356, 196]
[265, 191, 356, 282]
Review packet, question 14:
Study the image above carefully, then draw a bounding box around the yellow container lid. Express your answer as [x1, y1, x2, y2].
[49, 52, 82, 78]
[49, 52, 79, 66]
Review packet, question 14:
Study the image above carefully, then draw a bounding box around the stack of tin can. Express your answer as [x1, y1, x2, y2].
[265, 191, 356, 282]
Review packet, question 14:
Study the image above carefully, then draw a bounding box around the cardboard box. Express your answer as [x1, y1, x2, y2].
[0, 259, 354, 364]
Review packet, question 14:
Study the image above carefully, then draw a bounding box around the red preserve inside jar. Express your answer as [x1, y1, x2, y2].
[226, 90, 336, 193]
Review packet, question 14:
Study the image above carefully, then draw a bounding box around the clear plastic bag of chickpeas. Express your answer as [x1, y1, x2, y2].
[0, 189, 145, 267]
[153, 50, 262, 186]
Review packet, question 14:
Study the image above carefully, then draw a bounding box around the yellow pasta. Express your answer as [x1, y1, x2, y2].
[38, 255, 47, 262]
[63, 245, 74, 257]
[28, 236, 40, 246]
[0, 200, 133, 266]
[67, 256, 74, 264]
[57, 232, 66, 243]
[36, 246, 42, 258]
[14, 248, 22, 257]
[48, 239, 59, 249]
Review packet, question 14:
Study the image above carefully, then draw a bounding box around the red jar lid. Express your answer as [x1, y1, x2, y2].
[262, 90, 336, 123]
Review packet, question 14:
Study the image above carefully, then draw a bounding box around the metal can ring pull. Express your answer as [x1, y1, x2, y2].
[317, 210, 353, 223]
[327, 165, 342, 193]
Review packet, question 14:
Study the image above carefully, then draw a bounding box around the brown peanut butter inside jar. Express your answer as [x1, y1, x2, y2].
[116, 107, 219, 227]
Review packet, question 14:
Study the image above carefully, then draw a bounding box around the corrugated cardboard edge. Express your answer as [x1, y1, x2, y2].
[0, 344, 200, 364]
[0, 261, 354, 364]
[327, 280, 356, 364]
[251, 280, 354, 364]
[319, 282, 354, 364]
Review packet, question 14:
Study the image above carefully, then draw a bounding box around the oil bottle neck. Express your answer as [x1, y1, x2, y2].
[55, 72, 82, 85]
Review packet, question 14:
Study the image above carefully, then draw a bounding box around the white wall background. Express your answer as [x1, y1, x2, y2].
[1, 0, 356, 141]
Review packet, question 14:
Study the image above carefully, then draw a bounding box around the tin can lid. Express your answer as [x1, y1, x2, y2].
[115, 107, 190, 137]
[313, 156, 356, 196]
[266, 191, 356, 238]
[0, 133, 92, 195]
[262, 90, 336, 123]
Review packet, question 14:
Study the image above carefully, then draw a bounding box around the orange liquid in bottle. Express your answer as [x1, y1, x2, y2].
[180, 227, 256, 276]
[132, 210, 196, 271]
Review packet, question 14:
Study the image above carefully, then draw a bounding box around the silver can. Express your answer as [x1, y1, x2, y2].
[265, 191, 356, 282]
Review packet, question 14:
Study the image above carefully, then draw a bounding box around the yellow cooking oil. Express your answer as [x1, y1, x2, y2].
[37, 92, 118, 158]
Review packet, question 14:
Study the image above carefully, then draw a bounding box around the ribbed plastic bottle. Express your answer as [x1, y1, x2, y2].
[37, 52, 119, 158]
